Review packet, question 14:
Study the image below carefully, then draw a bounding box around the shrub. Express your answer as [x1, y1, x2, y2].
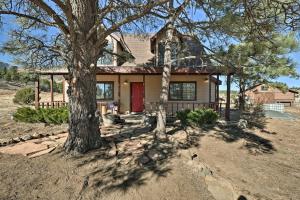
[13, 107, 69, 124]
[176, 108, 219, 127]
[40, 79, 50, 92]
[176, 109, 190, 127]
[13, 87, 35, 104]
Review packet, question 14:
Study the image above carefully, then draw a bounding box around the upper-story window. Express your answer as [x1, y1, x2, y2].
[261, 85, 269, 91]
[157, 42, 179, 66]
[97, 42, 114, 65]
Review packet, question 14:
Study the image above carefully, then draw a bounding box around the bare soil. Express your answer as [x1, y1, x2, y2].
[0, 83, 67, 140]
[0, 84, 300, 200]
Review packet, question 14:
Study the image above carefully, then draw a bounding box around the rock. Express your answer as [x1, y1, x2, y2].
[12, 137, 21, 143]
[31, 132, 41, 139]
[20, 134, 32, 141]
[1, 139, 13, 145]
[138, 155, 151, 165]
[147, 149, 166, 161]
[238, 119, 248, 129]
[108, 141, 117, 157]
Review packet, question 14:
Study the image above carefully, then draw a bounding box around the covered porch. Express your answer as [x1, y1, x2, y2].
[35, 66, 233, 120]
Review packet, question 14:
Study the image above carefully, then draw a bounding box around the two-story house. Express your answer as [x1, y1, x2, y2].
[36, 27, 224, 115]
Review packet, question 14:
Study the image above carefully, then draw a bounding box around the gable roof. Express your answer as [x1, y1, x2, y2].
[245, 83, 299, 94]
[121, 34, 154, 66]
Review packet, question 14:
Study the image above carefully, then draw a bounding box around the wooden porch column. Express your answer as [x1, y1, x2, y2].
[35, 77, 40, 109]
[50, 74, 54, 103]
[143, 74, 145, 111]
[208, 74, 211, 104]
[216, 74, 220, 102]
[62, 79, 65, 102]
[118, 74, 121, 108]
[225, 74, 231, 121]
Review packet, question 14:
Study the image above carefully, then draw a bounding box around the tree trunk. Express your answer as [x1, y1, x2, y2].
[238, 77, 246, 112]
[64, 0, 102, 153]
[156, 23, 174, 138]
[225, 74, 231, 121]
[156, 0, 175, 138]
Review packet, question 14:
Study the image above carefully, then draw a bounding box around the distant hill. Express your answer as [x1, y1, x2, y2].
[0, 61, 10, 69]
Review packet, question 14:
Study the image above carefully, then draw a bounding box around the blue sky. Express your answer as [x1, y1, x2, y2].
[1, 15, 300, 91]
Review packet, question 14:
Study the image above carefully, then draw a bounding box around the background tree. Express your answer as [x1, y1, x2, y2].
[0, 0, 168, 153]
[155, 0, 300, 130]
[156, 0, 190, 136]
[216, 33, 299, 111]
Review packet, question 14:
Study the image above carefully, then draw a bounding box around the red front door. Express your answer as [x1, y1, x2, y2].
[131, 82, 144, 112]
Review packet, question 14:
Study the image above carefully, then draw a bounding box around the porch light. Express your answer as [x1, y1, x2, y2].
[204, 78, 209, 82]
[124, 80, 129, 85]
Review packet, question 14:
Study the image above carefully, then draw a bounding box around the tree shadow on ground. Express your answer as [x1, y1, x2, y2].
[210, 126, 275, 154]
[69, 121, 207, 198]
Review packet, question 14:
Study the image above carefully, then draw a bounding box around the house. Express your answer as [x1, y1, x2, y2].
[35, 28, 229, 116]
[245, 84, 299, 106]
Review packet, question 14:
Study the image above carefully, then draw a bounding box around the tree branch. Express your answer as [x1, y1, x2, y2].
[0, 10, 56, 26]
[29, 0, 70, 35]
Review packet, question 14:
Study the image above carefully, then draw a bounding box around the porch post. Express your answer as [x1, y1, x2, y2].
[225, 74, 231, 121]
[62, 79, 65, 102]
[143, 74, 145, 111]
[208, 74, 211, 105]
[50, 74, 54, 103]
[35, 76, 40, 109]
[216, 74, 220, 102]
[118, 74, 121, 108]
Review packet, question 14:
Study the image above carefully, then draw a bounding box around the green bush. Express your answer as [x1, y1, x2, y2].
[176, 109, 190, 127]
[13, 107, 69, 124]
[40, 79, 50, 92]
[13, 87, 35, 104]
[176, 108, 219, 127]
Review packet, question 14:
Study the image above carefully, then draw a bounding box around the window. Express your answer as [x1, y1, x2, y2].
[157, 42, 179, 66]
[96, 82, 114, 100]
[169, 82, 196, 101]
[158, 42, 165, 66]
[261, 85, 269, 91]
[97, 42, 113, 65]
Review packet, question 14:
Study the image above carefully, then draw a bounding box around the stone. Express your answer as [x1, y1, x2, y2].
[147, 149, 166, 161]
[12, 137, 21, 143]
[0, 142, 49, 156]
[20, 134, 32, 141]
[238, 119, 248, 129]
[31, 132, 41, 139]
[108, 141, 117, 157]
[138, 155, 151, 165]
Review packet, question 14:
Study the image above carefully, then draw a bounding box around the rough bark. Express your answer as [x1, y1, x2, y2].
[225, 74, 231, 121]
[238, 77, 246, 112]
[64, 0, 102, 153]
[156, 21, 174, 138]
[156, 1, 174, 137]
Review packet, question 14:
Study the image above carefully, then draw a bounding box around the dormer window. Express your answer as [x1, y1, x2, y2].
[97, 42, 113, 65]
[157, 42, 179, 66]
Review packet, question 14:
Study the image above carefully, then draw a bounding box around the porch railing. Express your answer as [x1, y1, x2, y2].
[38, 101, 68, 108]
[146, 101, 222, 117]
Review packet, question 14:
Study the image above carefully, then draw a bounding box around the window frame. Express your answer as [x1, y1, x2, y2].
[168, 81, 197, 101]
[96, 81, 114, 101]
[261, 85, 269, 91]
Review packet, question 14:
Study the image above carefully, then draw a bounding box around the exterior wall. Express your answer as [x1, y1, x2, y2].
[62, 74, 216, 113]
[94, 74, 216, 113]
[245, 84, 296, 104]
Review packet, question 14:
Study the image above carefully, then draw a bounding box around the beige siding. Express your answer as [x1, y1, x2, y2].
[65, 74, 216, 113]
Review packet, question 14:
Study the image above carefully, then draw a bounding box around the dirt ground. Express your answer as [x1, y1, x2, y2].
[0, 84, 300, 200]
[0, 83, 67, 140]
